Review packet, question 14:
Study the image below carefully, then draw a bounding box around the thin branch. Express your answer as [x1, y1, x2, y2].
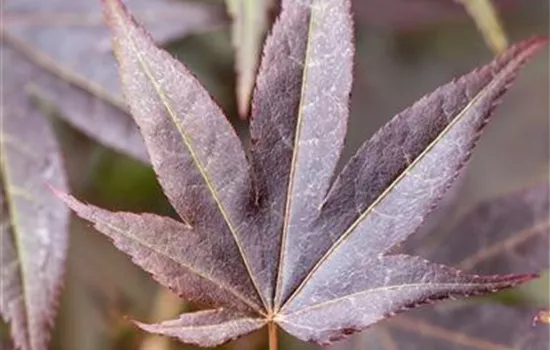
[268, 322, 278, 350]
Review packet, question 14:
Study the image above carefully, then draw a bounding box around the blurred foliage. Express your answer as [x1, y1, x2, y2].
[457, 0, 508, 53]
[1, 0, 547, 349]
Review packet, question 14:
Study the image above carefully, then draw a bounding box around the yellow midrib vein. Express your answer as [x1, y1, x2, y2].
[112, 6, 267, 311]
[281, 56, 515, 312]
[274, 3, 317, 312]
[96, 216, 265, 315]
[0, 133, 34, 348]
[141, 315, 265, 331]
[279, 281, 510, 317]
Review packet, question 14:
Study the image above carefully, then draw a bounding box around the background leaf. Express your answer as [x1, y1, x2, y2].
[1, 0, 225, 162]
[226, 0, 276, 118]
[1, 45, 69, 350]
[458, 0, 509, 53]
[332, 182, 550, 349]
[336, 303, 549, 350]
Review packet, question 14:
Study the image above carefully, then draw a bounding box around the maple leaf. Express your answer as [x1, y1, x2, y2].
[58, 0, 547, 347]
[1, 46, 69, 350]
[1, 0, 224, 162]
[331, 182, 550, 349]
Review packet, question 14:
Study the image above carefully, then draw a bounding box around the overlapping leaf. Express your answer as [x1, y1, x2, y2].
[422, 182, 549, 273]
[1, 0, 224, 162]
[337, 303, 549, 350]
[458, 0, 509, 54]
[1, 46, 69, 350]
[59, 0, 547, 347]
[332, 182, 550, 349]
[226, 0, 276, 118]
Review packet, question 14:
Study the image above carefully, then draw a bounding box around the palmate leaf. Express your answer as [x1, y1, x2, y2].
[1, 46, 69, 350]
[332, 182, 550, 349]
[1, 0, 224, 162]
[59, 0, 547, 347]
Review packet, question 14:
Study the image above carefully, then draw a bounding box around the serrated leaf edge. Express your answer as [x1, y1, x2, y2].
[280, 38, 546, 312]
[104, 0, 268, 312]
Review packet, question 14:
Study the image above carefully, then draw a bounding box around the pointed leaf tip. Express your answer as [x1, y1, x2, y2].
[48, 187, 84, 214]
[506, 36, 548, 55]
[100, 0, 267, 313]
[482, 272, 539, 289]
[1, 54, 69, 348]
[4, 0, 225, 164]
[279, 35, 548, 323]
[46, 183, 66, 200]
[133, 309, 265, 347]
[101, 0, 128, 32]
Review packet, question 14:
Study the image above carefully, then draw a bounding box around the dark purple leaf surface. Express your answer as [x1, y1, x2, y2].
[1, 0, 224, 162]
[1, 46, 69, 350]
[336, 303, 549, 350]
[56, 191, 262, 314]
[332, 182, 550, 349]
[250, 0, 354, 307]
[60, 0, 547, 346]
[278, 35, 547, 319]
[135, 309, 265, 347]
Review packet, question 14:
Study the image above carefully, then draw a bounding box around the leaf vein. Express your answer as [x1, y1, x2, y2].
[281, 281, 504, 317]
[94, 215, 265, 315]
[114, 7, 267, 310]
[274, 0, 317, 311]
[282, 66, 506, 311]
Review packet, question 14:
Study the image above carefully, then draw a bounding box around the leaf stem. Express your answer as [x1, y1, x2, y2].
[268, 322, 278, 350]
